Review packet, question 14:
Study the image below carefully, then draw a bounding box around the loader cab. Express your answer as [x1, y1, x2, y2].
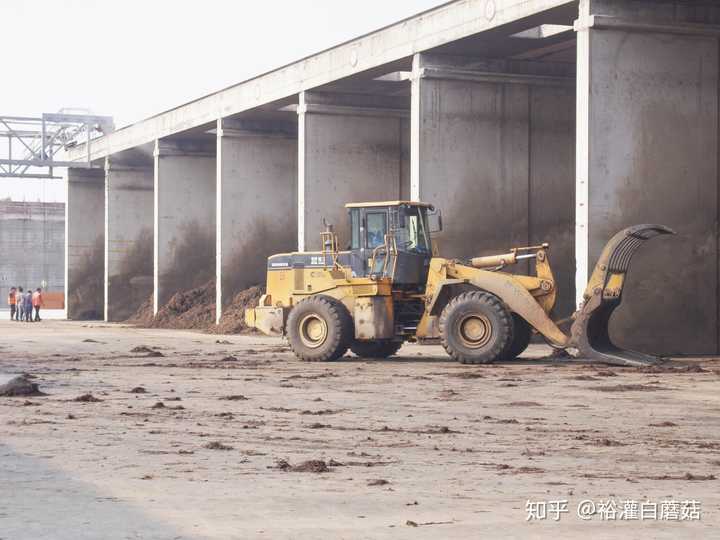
[345, 201, 436, 289]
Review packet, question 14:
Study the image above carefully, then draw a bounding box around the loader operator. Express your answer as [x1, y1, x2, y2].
[366, 212, 387, 249]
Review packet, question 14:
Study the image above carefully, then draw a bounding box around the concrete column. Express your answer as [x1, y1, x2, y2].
[154, 139, 216, 312]
[216, 119, 297, 322]
[298, 91, 410, 251]
[105, 150, 154, 322]
[576, 0, 720, 354]
[65, 167, 105, 320]
[411, 54, 576, 316]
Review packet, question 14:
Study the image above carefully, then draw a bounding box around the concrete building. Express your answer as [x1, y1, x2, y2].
[65, 0, 720, 355]
[0, 200, 65, 307]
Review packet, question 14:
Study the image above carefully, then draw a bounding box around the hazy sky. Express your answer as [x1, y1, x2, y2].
[1, 0, 444, 202]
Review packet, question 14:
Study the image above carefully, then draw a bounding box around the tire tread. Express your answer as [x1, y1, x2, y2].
[350, 340, 402, 359]
[439, 290, 513, 364]
[287, 296, 353, 362]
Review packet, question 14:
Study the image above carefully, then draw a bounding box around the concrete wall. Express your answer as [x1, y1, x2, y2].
[105, 160, 154, 321]
[154, 140, 216, 311]
[66, 167, 105, 320]
[298, 93, 409, 250]
[216, 124, 297, 320]
[412, 55, 576, 317]
[400, 117, 411, 201]
[0, 201, 65, 307]
[577, 0, 720, 353]
[529, 85, 576, 318]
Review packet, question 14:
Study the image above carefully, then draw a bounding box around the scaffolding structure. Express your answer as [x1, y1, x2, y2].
[0, 110, 113, 178]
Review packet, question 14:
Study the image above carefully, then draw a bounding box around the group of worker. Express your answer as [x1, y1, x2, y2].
[7, 287, 43, 322]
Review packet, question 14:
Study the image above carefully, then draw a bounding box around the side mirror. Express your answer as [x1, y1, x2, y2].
[428, 208, 443, 233]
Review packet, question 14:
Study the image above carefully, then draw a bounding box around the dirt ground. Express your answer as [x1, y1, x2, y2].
[1, 320, 719, 539]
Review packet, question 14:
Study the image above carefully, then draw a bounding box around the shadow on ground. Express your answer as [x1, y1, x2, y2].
[0, 444, 194, 540]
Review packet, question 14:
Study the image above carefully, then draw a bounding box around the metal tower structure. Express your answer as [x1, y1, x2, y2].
[0, 109, 114, 178]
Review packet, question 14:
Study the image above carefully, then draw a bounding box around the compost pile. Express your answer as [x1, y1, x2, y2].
[211, 285, 264, 334]
[125, 280, 215, 330]
[152, 280, 216, 330]
[0, 376, 45, 397]
[126, 280, 263, 334]
[125, 296, 155, 326]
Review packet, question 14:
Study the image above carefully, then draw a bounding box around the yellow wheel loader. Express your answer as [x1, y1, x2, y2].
[245, 201, 673, 366]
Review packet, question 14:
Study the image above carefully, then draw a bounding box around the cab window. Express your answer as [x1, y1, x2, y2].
[366, 212, 387, 249]
[397, 206, 431, 254]
[350, 209, 360, 249]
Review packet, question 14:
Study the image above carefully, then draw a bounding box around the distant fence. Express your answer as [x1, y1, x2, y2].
[42, 292, 65, 309]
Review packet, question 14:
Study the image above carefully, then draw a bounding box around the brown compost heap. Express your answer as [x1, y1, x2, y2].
[126, 280, 264, 334]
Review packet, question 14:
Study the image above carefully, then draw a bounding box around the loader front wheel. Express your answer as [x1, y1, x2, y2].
[287, 296, 353, 362]
[440, 291, 513, 364]
[350, 340, 403, 359]
[505, 314, 532, 360]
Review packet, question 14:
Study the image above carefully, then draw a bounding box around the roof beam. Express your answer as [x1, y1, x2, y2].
[67, 0, 575, 163]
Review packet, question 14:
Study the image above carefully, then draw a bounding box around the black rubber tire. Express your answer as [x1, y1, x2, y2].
[287, 296, 353, 362]
[439, 291, 513, 364]
[505, 314, 532, 360]
[350, 340, 403, 359]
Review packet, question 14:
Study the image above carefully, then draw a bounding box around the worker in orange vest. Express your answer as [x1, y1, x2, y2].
[7, 286, 17, 321]
[32, 288, 44, 322]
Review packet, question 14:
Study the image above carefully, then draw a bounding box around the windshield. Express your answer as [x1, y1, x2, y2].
[396, 205, 431, 254]
[366, 211, 387, 249]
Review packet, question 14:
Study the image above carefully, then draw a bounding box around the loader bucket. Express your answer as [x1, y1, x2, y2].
[569, 224, 675, 367]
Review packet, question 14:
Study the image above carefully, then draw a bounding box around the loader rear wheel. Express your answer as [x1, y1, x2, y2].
[287, 296, 353, 362]
[440, 291, 513, 364]
[350, 340, 402, 359]
[505, 314, 532, 360]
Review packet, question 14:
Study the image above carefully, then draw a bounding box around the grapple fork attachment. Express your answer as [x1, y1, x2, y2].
[569, 224, 675, 367]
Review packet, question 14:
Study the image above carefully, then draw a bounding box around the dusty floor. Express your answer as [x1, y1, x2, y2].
[1, 320, 719, 539]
